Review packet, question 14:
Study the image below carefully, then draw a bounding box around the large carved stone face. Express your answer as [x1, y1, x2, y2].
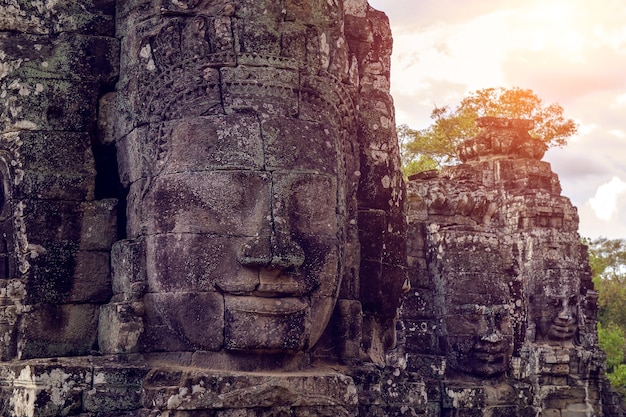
[533, 292, 578, 343]
[132, 115, 346, 353]
[446, 304, 514, 377]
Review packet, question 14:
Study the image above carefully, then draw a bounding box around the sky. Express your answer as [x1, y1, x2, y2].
[367, 0, 626, 239]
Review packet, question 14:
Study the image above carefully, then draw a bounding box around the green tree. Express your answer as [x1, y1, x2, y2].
[598, 323, 626, 370]
[588, 237, 626, 329]
[588, 237, 626, 396]
[400, 87, 578, 177]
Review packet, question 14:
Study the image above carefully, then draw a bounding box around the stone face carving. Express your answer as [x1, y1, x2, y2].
[429, 229, 515, 378]
[530, 281, 579, 344]
[110, 0, 364, 362]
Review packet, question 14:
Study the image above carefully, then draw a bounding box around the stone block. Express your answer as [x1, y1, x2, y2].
[111, 239, 146, 296]
[165, 116, 263, 171]
[358, 209, 385, 262]
[224, 294, 312, 352]
[542, 386, 587, 409]
[383, 229, 407, 266]
[26, 234, 110, 303]
[98, 302, 143, 354]
[0, 0, 114, 35]
[442, 384, 486, 409]
[1, 33, 119, 83]
[272, 172, 339, 237]
[262, 117, 341, 174]
[17, 304, 99, 359]
[128, 170, 270, 237]
[143, 233, 256, 293]
[359, 259, 382, 311]
[19, 131, 94, 176]
[83, 363, 147, 413]
[115, 127, 147, 187]
[402, 288, 435, 320]
[404, 319, 439, 355]
[79, 199, 117, 251]
[142, 369, 358, 411]
[0, 78, 99, 134]
[357, 149, 396, 211]
[20, 170, 95, 201]
[376, 263, 406, 317]
[295, 406, 353, 417]
[22, 200, 85, 243]
[405, 354, 446, 379]
[26, 240, 78, 304]
[69, 250, 112, 303]
[3, 360, 93, 417]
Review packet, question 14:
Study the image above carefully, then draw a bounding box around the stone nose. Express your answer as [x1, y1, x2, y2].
[557, 303, 574, 321]
[478, 314, 504, 343]
[238, 215, 304, 270]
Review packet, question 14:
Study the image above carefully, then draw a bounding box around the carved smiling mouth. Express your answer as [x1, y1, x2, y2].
[472, 343, 509, 363]
[252, 268, 307, 297]
[549, 321, 577, 338]
[221, 268, 311, 315]
[472, 351, 506, 364]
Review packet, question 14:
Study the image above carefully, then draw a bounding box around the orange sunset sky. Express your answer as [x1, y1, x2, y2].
[369, 0, 626, 238]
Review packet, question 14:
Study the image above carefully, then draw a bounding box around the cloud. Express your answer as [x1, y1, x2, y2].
[391, 78, 468, 127]
[587, 177, 626, 221]
[369, 0, 519, 27]
[501, 47, 626, 105]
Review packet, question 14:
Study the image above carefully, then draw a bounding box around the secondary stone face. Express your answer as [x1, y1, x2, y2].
[403, 117, 611, 416]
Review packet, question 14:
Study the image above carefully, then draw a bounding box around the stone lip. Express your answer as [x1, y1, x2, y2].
[458, 117, 547, 162]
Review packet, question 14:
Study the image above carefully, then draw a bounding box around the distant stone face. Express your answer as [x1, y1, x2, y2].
[404, 117, 610, 416]
[458, 117, 547, 162]
[432, 230, 514, 378]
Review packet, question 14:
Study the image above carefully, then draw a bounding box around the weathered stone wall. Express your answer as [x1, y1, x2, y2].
[0, 1, 118, 363]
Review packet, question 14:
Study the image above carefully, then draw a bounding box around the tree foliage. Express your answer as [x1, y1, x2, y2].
[588, 237, 626, 396]
[589, 237, 626, 330]
[400, 87, 578, 177]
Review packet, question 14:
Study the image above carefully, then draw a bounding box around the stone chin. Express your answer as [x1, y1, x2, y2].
[224, 295, 311, 352]
[223, 294, 337, 353]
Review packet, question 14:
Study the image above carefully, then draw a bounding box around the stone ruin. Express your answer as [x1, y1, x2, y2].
[403, 117, 621, 416]
[0, 0, 622, 416]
